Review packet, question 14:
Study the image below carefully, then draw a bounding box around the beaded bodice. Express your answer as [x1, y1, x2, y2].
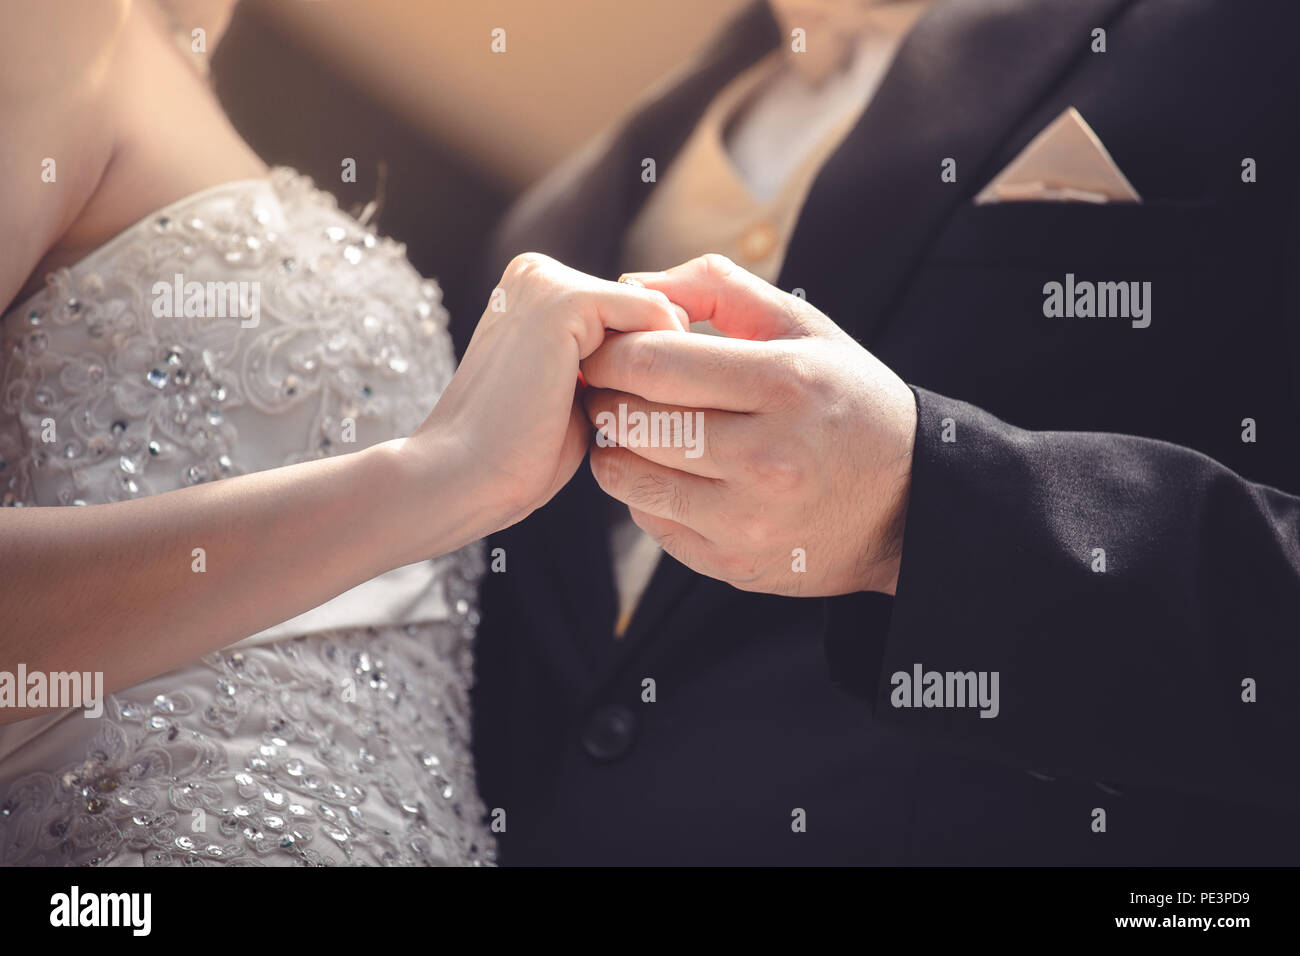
[1, 168, 450, 508]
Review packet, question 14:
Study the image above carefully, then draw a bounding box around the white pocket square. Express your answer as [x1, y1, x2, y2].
[975, 107, 1141, 205]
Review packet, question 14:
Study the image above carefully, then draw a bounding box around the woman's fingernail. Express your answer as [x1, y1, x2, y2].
[618, 276, 644, 287]
[619, 271, 666, 283]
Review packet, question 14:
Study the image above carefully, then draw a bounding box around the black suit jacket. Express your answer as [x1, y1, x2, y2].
[469, 0, 1300, 864]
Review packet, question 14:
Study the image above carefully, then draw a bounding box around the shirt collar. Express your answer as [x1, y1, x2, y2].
[767, 0, 931, 83]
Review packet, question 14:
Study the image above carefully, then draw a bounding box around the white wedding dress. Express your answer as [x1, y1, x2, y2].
[0, 169, 494, 866]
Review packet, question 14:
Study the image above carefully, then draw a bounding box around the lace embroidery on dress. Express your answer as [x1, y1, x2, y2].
[0, 167, 452, 505]
[0, 169, 494, 865]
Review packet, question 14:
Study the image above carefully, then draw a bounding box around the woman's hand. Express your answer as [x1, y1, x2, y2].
[408, 253, 688, 539]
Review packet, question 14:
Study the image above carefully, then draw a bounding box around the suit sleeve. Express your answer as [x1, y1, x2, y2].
[825, 386, 1300, 809]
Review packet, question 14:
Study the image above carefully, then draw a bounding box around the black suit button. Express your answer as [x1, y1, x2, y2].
[581, 705, 638, 761]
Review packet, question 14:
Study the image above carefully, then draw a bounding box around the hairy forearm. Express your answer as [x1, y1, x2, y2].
[0, 434, 492, 722]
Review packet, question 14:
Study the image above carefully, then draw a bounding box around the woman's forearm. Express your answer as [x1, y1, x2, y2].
[0, 431, 496, 722]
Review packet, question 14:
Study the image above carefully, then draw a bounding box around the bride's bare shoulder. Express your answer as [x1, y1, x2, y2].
[0, 0, 127, 311]
[0, 0, 131, 97]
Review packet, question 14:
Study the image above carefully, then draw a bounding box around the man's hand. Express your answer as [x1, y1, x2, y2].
[582, 254, 917, 596]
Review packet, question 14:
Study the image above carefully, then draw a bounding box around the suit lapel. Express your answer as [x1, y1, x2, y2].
[779, 0, 1138, 344]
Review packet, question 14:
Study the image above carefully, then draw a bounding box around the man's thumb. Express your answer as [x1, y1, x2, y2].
[620, 254, 826, 341]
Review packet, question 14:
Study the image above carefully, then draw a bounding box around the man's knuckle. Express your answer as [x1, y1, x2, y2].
[787, 352, 821, 394]
[719, 549, 763, 585]
[699, 253, 737, 281]
[506, 251, 546, 278]
[759, 351, 815, 407]
[625, 337, 662, 381]
[762, 368, 800, 407]
[668, 483, 690, 523]
[748, 512, 775, 546]
[630, 471, 685, 521]
[742, 446, 803, 493]
[654, 529, 680, 556]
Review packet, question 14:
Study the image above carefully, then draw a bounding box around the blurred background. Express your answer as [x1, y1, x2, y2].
[211, 0, 750, 351]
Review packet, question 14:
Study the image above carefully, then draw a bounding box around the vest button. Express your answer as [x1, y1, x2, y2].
[581, 705, 638, 761]
[737, 221, 778, 263]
